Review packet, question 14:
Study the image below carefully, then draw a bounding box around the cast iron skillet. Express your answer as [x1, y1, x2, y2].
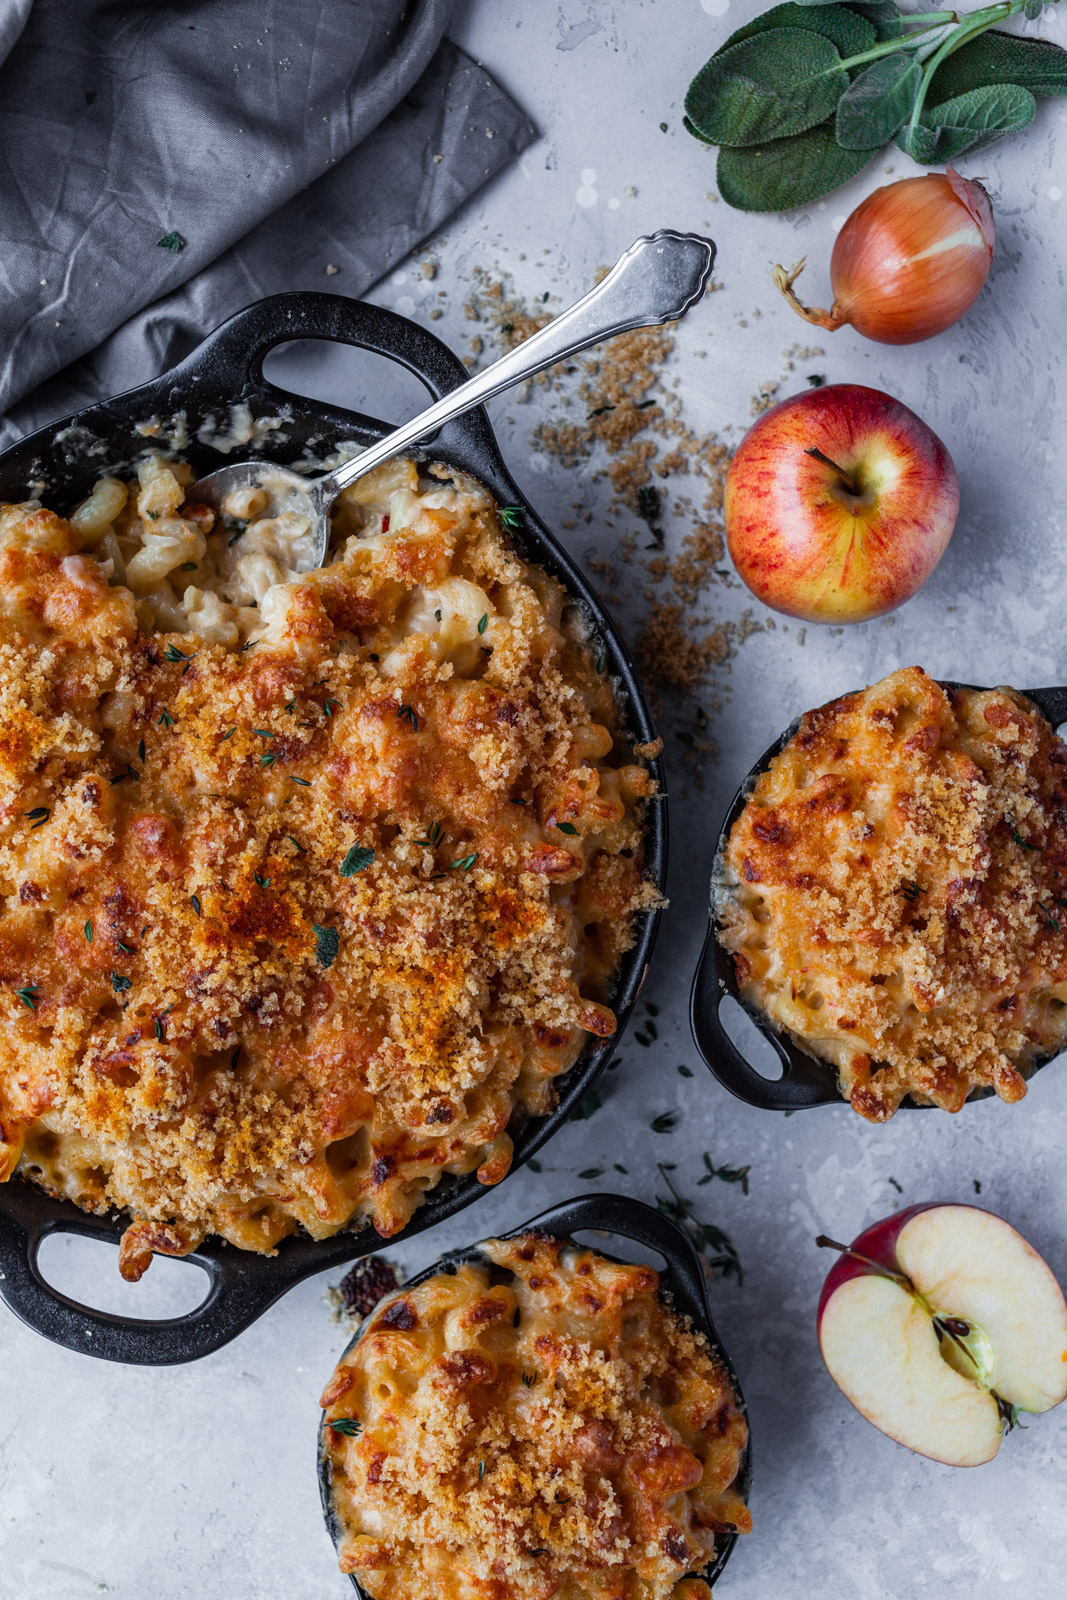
[318, 1192, 752, 1595]
[0, 292, 666, 1364]
[690, 682, 1067, 1111]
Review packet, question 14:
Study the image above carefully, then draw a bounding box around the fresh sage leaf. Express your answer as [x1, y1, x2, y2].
[928, 30, 1067, 101]
[792, 0, 864, 7]
[685, 28, 848, 147]
[718, 2, 875, 63]
[835, 53, 921, 148]
[717, 118, 874, 209]
[850, 0, 902, 40]
[900, 82, 1036, 162]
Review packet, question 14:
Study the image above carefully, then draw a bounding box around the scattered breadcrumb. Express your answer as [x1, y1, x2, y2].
[461, 270, 757, 776]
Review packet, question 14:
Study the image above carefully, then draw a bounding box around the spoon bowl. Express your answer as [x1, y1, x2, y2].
[191, 229, 717, 567]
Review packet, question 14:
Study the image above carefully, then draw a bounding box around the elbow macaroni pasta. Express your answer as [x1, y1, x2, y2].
[321, 1233, 751, 1600]
[0, 456, 660, 1277]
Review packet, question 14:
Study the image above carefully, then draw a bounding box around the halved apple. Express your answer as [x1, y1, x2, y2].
[817, 1204, 1067, 1466]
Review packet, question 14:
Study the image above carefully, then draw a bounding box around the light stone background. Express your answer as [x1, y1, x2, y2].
[2, 1, 1066, 1596]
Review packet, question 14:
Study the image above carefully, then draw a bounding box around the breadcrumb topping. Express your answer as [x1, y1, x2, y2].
[321, 1233, 750, 1600]
[718, 667, 1067, 1119]
[0, 463, 658, 1274]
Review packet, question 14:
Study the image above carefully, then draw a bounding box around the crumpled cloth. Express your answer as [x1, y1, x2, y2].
[0, 0, 535, 447]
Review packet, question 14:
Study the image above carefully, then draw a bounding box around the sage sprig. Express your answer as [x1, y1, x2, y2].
[683, 0, 1067, 210]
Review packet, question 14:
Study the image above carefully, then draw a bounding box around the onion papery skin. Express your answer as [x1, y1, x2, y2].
[829, 170, 995, 345]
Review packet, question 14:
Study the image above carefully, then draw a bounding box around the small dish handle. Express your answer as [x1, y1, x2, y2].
[0, 1184, 324, 1365]
[1023, 686, 1067, 729]
[689, 928, 841, 1110]
[174, 289, 505, 478]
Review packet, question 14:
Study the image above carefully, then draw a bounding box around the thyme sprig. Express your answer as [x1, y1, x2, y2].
[330, 1417, 362, 1438]
[697, 1152, 751, 1194]
[657, 1163, 744, 1284]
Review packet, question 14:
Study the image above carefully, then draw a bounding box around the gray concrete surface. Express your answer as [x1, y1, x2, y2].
[2, 1, 1066, 1595]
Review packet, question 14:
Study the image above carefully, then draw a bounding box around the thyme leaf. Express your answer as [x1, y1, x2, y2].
[15, 984, 40, 1010]
[397, 704, 419, 731]
[570, 1089, 601, 1122]
[330, 1417, 362, 1438]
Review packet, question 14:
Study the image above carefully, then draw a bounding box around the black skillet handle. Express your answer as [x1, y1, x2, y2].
[515, 1192, 714, 1321]
[0, 1185, 323, 1365]
[689, 927, 840, 1111]
[175, 289, 502, 474]
[1023, 687, 1067, 730]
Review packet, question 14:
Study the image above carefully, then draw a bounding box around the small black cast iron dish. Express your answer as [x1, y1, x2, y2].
[318, 1192, 751, 1596]
[0, 293, 666, 1365]
[690, 682, 1067, 1112]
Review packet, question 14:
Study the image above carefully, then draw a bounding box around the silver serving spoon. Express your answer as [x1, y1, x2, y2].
[190, 229, 716, 568]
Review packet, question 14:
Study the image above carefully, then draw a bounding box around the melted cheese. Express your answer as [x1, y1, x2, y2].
[0, 462, 659, 1277]
[321, 1233, 751, 1600]
[717, 666, 1067, 1120]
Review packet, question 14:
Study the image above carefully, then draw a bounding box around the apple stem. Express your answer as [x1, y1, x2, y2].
[804, 447, 861, 496]
[815, 1234, 916, 1293]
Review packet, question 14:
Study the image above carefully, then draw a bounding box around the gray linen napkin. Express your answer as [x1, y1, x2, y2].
[0, 0, 535, 446]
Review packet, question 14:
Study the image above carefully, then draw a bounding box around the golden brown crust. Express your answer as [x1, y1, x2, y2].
[0, 462, 658, 1270]
[717, 666, 1067, 1119]
[321, 1234, 750, 1600]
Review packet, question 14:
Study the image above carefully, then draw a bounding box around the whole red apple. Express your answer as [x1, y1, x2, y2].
[817, 1203, 1067, 1467]
[725, 383, 958, 623]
